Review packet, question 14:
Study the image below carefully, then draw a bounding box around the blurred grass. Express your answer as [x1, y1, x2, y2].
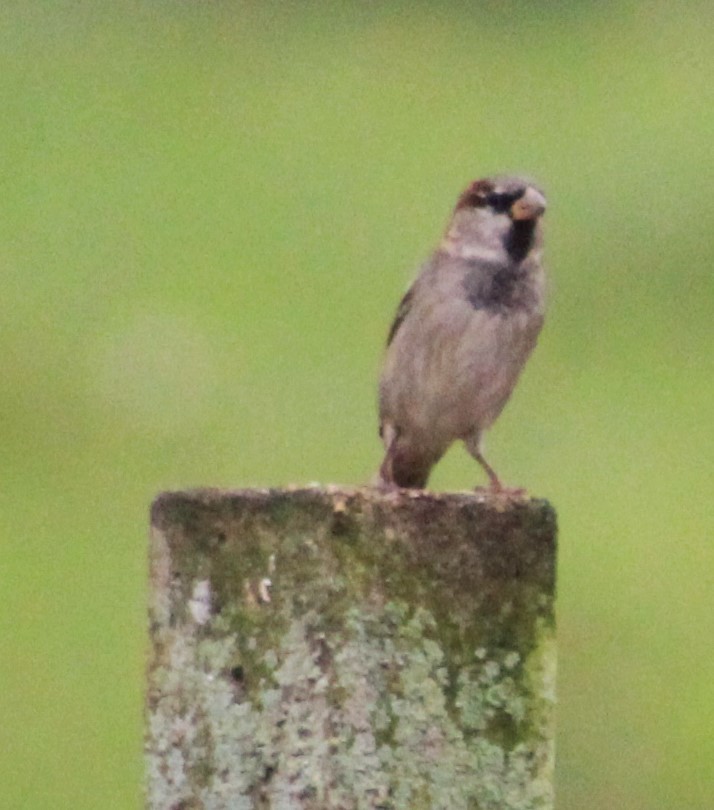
[1, 1, 712, 808]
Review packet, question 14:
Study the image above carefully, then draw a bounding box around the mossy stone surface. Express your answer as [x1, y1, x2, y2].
[146, 486, 556, 809]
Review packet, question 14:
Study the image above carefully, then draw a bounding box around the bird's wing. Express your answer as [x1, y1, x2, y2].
[386, 254, 479, 347]
[386, 286, 415, 347]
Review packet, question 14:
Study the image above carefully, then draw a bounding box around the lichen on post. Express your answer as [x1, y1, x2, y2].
[146, 486, 557, 809]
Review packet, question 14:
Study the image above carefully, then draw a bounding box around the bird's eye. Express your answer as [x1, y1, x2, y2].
[487, 191, 518, 214]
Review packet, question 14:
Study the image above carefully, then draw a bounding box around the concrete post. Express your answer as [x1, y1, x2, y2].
[146, 486, 556, 809]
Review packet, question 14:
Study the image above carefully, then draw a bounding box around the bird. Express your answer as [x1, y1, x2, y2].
[377, 175, 547, 492]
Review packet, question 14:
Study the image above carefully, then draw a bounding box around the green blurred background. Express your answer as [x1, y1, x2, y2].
[2, 1, 712, 807]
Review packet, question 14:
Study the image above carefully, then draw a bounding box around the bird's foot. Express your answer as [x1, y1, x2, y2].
[370, 472, 401, 492]
[474, 482, 528, 500]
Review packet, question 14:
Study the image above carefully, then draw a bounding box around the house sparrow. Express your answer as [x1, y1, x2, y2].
[377, 175, 547, 491]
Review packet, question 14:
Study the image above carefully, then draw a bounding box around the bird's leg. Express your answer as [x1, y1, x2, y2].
[375, 422, 399, 489]
[472, 446, 503, 491]
[375, 445, 400, 490]
[464, 433, 525, 496]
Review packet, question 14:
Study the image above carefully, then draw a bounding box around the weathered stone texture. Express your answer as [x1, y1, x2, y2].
[146, 486, 556, 809]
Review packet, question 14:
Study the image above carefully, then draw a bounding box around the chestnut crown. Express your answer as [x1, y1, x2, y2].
[455, 176, 546, 219]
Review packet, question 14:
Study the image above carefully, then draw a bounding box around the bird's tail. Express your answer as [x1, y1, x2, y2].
[377, 434, 435, 489]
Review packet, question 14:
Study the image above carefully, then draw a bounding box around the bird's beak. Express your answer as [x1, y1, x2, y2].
[510, 187, 547, 221]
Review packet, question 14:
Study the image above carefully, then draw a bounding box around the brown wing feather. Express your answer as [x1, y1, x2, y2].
[386, 287, 414, 346]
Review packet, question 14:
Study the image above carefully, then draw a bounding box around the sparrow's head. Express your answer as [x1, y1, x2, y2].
[444, 176, 546, 263]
